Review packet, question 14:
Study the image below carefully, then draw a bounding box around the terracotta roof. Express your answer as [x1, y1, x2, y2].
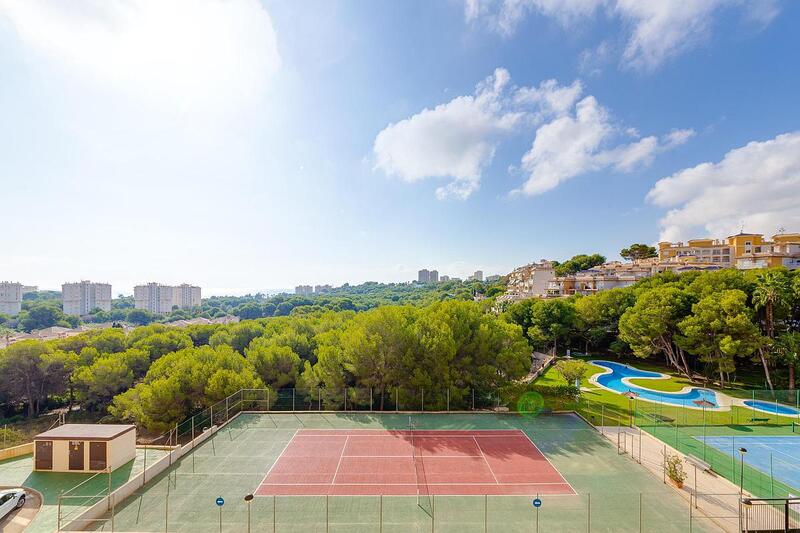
[35, 424, 135, 441]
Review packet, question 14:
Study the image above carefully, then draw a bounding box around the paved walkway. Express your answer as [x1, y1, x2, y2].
[599, 426, 749, 533]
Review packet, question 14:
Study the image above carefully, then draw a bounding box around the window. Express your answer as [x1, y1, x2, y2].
[0, 494, 13, 505]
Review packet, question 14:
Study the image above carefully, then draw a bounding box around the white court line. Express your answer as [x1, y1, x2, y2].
[515, 431, 577, 495]
[331, 435, 349, 485]
[255, 429, 299, 490]
[256, 482, 574, 486]
[473, 436, 499, 484]
[340, 455, 485, 458]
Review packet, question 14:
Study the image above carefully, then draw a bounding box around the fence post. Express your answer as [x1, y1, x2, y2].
[484, 494, 487, 532]
[344, 388, 347, 411]
[210, 406, 214, 428]
[639, 492, 642, 533]
[422, 389, 424, 412]
[380, 494, 383, 533]
[587, 492, 591, 532]
[165, 472, 170, 533]
[319, 387, 321, 411]
[663, 444, 666, 484]
[292, 389, 296, 412]
[447, 389, 450, 412]
[370, 388, 373, 412]
[143, 445, 147, 484]
[107, 469, 112, 511]
[472, 388, 475, 410]
[396, 388, 399, 412]
[226, 396, 229, 423]
[273, 494, 276, 533]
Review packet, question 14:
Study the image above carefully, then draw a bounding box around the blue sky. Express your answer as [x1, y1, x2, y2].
[1, 0, 799, 295]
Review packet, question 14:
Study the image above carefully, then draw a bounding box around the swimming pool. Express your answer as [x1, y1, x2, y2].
[591, 360, 720, 408]
[743, 400, 800, 416]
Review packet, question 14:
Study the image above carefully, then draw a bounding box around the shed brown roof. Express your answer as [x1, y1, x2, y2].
[35, 424, 135, 441]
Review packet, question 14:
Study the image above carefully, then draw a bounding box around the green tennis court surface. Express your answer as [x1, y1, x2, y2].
[91, 413, 717, 532]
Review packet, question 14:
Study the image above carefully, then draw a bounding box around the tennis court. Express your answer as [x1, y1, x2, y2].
[255, 429, 574, 496]
[86, 412, 719, 532]
[699, 435, 800, 494]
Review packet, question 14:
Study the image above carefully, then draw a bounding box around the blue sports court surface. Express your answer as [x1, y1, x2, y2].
[699, 435, 800, 494]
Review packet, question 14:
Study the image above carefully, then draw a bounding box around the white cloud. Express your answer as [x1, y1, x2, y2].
[514, 97, 693, 196]
[0, 0, 281, 115]
[373, 68, 523, 200]
[465, 0, 780, 71]
[647, 132, 800, 242]
[375, 70, 691, 200]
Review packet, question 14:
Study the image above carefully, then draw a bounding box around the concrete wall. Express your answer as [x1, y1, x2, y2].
[109, 430, 137, 471]
[0, 442, 33, 461]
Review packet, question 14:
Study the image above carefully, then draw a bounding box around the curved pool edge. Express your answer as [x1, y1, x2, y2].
[588, 360, 727, 411]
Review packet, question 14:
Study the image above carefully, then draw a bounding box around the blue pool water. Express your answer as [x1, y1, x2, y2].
[743, 400, 800, 416]
[591, 360, 720, 408]
[699, 435, 800, 493]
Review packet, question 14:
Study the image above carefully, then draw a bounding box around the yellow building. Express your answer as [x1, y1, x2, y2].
[658, 232, 800, 270]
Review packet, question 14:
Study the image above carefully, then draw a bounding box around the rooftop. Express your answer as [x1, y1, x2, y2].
[35, 424, 135, 441]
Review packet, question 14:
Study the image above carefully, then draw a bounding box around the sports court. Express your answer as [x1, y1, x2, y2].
[82, 412, 718, 532]
[698, 435, 800, 493]
[255, 428, 574, 496]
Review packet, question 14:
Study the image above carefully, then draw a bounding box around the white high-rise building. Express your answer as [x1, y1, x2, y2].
[62, 281, 112, 316]
[134, 283, 202, 314]
[0, 281, 23, 316]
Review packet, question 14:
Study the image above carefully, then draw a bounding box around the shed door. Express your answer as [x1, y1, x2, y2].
[35, 440, 53, 470]
[69, 441, 84, 470]
[89, 441, 107, 470]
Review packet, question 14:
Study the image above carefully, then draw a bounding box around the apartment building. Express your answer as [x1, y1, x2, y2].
[418, 269, 430, 283]
[469, 270, 484, 282]
[0, 281, 23, 316]
[134, 283, 202, 314]
[295, 285, 313, 296]
[314, 284, 333, 294]
[62, 281, 112, 316]
[504, 261, 555, 299]
[429, 270, 439, 283]
[658, 231, 800, 270]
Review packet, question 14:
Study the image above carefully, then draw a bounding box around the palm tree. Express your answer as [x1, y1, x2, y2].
[752, 270, 792, 391]
[752, 270, 791, 339]
[775, 332, 800, 390]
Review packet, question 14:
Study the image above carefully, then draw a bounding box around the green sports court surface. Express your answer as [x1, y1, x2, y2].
[81, 412, 719, 532]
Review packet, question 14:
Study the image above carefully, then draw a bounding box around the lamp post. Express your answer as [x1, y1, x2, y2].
[244, 494, 254, 533]
[738, 447, 748, 497]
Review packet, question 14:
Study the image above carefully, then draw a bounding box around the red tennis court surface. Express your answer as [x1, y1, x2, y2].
[254, 429, 574, 496]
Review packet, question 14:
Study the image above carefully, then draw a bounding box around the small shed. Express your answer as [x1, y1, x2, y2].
[33, 424, 136, 473]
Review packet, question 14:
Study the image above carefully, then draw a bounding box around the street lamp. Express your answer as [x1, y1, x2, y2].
[244, 494, 254, 533]
[738, 447, 748, 496]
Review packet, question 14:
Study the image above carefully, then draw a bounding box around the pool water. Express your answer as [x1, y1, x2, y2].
[591, 360, 720, 408]
[743, 400, 800, 416]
